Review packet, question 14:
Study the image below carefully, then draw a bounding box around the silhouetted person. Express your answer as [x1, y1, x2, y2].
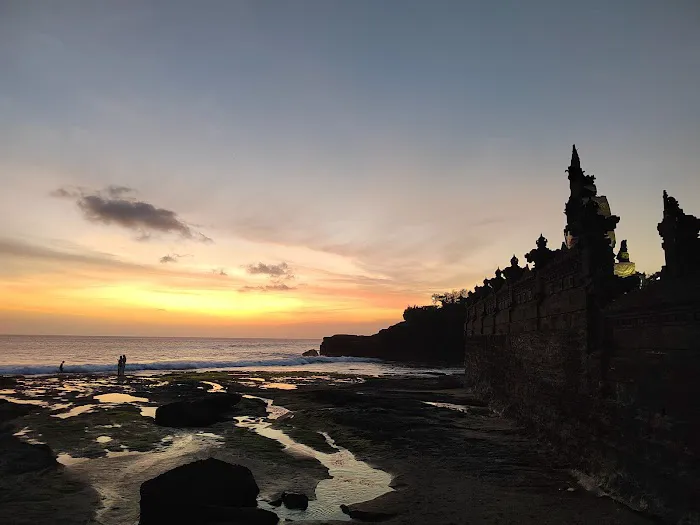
[59, 361, 65, 374]
[122, 355, 127, 375]
[117, 355, 124, 377]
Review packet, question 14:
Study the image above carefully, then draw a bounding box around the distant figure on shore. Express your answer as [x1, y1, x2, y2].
[117, 355, 124, 377]
[59, 361, 65, 373]
[122, 355, 127, 375]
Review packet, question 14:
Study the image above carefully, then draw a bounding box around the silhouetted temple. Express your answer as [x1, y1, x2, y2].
[463, 147, 700, 522]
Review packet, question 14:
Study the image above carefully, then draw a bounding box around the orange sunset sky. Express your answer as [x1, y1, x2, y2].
[1, 2, 699, 337]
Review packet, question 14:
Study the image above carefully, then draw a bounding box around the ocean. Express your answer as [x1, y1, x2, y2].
[0, 335, 457, 376]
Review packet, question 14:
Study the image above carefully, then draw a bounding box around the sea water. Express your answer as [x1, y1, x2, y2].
[0, 334, 460, 376]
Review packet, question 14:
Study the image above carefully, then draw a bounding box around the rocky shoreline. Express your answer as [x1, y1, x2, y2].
[1, 371, 657, 524]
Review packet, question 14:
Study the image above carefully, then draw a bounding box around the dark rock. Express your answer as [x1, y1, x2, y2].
[226, 385, 244, 396]
[205, 392, 243, 411]
[139, 458, 263, 524]
[0, 398, 34, 425]
[340, 504, 396, 522]
[281, 492, 309, 510]
[437, 374, 464, 389]
[0, 434, 56, 474]
[267, 495, 283, 507]
[302, 349, 319, 357]
[0, 376, 17, 388]
[155, 393, 242, 427]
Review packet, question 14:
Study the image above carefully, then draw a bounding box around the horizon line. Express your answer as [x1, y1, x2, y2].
[0, 333, 322, 341]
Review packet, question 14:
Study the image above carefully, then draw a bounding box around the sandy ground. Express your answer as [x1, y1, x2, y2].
[0, 371, 656, 525]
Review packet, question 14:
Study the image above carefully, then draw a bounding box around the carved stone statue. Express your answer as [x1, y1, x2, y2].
[525, 234, 555, 270]
[490, 268, 506, 291]
[614, 239, 636, 278]
[657, 191, 700, 278]
[503, 254, 525, 282]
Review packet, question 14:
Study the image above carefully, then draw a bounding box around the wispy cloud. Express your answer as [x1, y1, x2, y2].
[0, 237, 139, 271]
[245, 262, 293, 279]
[241, 261, 297, 292]
[0, 238, 244, 291]
[159, 253, 189, 264]
[52, 186, 213, 243]
[239, 283, 295, 292]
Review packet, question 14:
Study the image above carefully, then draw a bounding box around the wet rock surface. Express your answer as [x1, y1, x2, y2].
[0, 399, 99, 525]
[0, 398, 34, 425]
[302, 349, 319, 356]
[1, 371, 664, 525]
[0, 400, 56, 475]
[341, 502, 396, 522]
[0, 433, 56, 474]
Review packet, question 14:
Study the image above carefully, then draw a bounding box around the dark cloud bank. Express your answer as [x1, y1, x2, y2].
[52, 186, 212, 243]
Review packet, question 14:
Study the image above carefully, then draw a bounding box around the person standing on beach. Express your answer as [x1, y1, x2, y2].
[122, 355, 127, 375]
[117, 355, 123, 377]
[59, 361, 64, 373]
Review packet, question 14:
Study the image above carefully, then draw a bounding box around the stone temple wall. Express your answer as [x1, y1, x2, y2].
[463, 148, 700, 521]
[465, 257, 700, 521]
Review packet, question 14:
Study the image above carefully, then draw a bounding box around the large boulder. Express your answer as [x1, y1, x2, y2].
[155, 393, 242, 427]
[302, 349, 319, 357]
[139, 458, 276, 524]
[281, 492, 309, 510]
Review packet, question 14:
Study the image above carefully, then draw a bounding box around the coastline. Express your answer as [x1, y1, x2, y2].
[2, 370, 655, 524]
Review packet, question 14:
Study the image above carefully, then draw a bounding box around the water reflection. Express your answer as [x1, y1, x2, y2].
[53, 404, 96, 419]
[57, 453, 88, 466]
[236, 397, 392, 522]
[201, 381, 224, 392]
[140, 406, 157, 418]
[423, 401, 470, 413]
[94, 393, 148, 403]
[0, 395, 48, 406]
[260, 382, 297, 390]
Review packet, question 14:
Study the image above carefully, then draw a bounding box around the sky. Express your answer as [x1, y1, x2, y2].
[1, 1, 699, 338]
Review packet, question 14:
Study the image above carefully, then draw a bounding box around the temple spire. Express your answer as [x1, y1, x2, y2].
[570, 144, 580, 170]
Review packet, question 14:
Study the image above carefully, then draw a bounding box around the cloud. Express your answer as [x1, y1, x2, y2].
[106, 185, 135, 197]
[245, 262, 293, 279]
[212, 268, 228, 276]
[0, 237, 139, 271]
[159, 253, 189, 264]
[0, 237, 250, 292]
[53, 186, 212, 242]
[239, 283, 295, 292]
[241, 261, 298, 291]
[50, 187, 78, 198]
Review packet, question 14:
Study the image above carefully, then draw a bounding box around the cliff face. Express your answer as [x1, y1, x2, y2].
[320, 310, 465, 365]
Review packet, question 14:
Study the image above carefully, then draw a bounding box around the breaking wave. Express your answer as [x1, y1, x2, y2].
[0, 356, 380, 376]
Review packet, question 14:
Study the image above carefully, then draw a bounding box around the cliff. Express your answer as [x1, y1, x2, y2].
[320, 306, 465, 365]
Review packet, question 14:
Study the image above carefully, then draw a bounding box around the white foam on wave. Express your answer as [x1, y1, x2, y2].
[0, 355, 380, 376]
